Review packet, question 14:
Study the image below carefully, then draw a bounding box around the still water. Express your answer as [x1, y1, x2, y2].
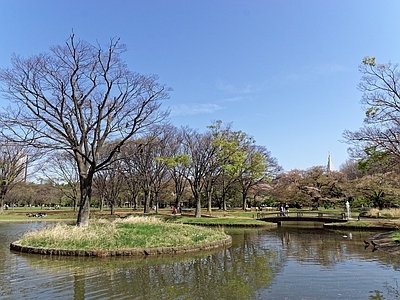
[1, 222, 399, 300]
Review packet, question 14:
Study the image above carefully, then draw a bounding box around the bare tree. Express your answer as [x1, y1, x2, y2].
[120, 144, 141, 210]
[339, 159, 363, 180]
[343, 57, 400, 166]
[121, 126, 171, 214]
[0, 34, 169, 225]
[93, 160, 124, 215]
[158, 126, 190, 209]
[0, 143, 31, 213]
[41, 152, 80, 211]
[148, 125, 175, 213]
[182, 128, 217, 217]
[124, 139, 154, 213]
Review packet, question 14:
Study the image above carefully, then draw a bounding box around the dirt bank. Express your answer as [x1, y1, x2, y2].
[367, 231, 400, 256]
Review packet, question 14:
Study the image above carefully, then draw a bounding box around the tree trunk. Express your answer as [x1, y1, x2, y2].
[242, 192, 248, 210]
[0, 186, 7, 214]
[242, 199, 247, 210]
[175, 189, 185, 208]
[221, 180, 228, 211]
[153, 191, 159, 214]
[76, 176, 92, 227]
[133, 194, 138, 209]
[99, 195, 104, 212]
[195, 195, 202, 218]
[311, 196, 320, 210]
[207, 186, 213, 213]
[222, 193, 227, 211]
[143, 190, 151, 213]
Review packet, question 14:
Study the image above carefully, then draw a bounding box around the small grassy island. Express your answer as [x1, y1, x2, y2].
[10, 216, 232, 257]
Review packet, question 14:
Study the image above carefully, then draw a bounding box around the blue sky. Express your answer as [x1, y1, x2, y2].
[1, 1, 400, 171]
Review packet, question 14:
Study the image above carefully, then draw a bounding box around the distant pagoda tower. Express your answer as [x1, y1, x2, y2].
[327, 153, 334, 173]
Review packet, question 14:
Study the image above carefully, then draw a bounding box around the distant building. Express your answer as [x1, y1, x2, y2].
[18, 153, 28, 182]
[327, 153, 334, 173]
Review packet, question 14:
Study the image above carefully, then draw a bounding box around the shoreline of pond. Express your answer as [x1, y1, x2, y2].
[367, 231, 400, 257]
[325, 221, 400, 256]
[8, 218, 233, 257]
[9, 235, 233, 257]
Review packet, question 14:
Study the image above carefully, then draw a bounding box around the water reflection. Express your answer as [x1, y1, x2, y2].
[1, 223, 400, 299]
[10, 239, 278, 299]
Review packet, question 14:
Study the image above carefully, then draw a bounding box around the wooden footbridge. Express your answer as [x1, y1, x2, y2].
[256, 211, 348, 225]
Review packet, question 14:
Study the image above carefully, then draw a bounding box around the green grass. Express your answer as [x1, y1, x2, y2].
[4, 206, 400, 228]
[326, 220, 380, 228]
[170, 216, 270, 226]
[391, 231, 400, 245]
[0, 207, 77, 221]
[19, 216, 229, 251]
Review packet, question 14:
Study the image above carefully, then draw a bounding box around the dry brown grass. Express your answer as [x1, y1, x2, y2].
[21, 222, 117, 247]
[19, 216, 228, 250]
[367, 208, 400, 218]
[115, 215, 162, 224]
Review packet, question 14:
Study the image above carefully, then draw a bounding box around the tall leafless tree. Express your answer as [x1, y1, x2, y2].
[147, 125, 175, 212]
[182, 128, 218, 217]
[0, 143, 31, 213]
[158, 126, 190, 209]
[41, 152, 80, 211]
[0, 34, 169, 225]
[93, 159, 124, 215]
[120, 143, 142, 210]
[121, 125, 171, 213]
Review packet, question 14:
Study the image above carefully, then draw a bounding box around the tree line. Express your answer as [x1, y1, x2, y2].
[1, 34, 400, 224]
[0, 121, 280, 214]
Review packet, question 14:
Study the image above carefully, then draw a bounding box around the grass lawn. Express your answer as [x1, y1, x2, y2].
[0, 207, 270, 225]
[0, 208, 77, 221]
[392, 231, 400, 245]
[3, 206, 400, 234]
[168, 216, 271, 226]
[325, 220, 381, 228]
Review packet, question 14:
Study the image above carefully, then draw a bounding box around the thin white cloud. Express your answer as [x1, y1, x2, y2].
[220, 96, 244, 103]
[216, 80, 258, 95]
[170, 103, 223, 116]
[271, 62, 349, 86]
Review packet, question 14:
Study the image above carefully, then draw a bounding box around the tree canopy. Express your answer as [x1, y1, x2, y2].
[0, 34, 170, 225]
[343, 57, 400, 165]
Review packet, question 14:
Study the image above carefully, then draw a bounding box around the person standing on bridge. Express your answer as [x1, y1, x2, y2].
[279, 204, 284, 216]
[285, 203, 289, 216]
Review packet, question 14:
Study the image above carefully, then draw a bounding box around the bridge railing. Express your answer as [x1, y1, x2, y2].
[256, 211, 347, 220]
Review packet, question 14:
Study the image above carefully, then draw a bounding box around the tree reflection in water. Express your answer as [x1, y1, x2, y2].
[14, 236, 279, 299]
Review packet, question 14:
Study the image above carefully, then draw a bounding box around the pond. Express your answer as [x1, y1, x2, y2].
[1, 222, 399, 299]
